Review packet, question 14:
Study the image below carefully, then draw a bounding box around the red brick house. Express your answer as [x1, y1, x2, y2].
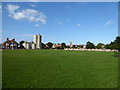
[2, 38, 18, 49]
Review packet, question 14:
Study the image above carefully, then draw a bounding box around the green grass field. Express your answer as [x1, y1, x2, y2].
[2, 50, 118, 88]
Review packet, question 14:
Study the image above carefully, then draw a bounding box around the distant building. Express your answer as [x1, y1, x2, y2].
[22, 34, 42, 49]
[2, 38, 18, 49]
[31, 42, 36, 49]
[34, 34, 42, 49]
[83, 45, 86, 49]
[52, 45, 61, 48]
[79, 45, 86, 49]
[23, 41, 36, 49]
[70, 42, 73, 47]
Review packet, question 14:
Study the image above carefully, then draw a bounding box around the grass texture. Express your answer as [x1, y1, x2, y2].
[2, 50, 118, 88]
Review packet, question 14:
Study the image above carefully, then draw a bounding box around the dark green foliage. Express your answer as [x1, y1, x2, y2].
[105, 44, 111, 49]
[114, 36, 120, 43]
[96, 43, 105, 49]
[105, 42, 115, 50]
[71, 45, 77, 48]
[66, 45, 70, 48]
[46, 42, 53, 49]
[114, 36, 120, 50]
[105, 36, 120, 50]
[41, 43, 46, 49]
[86, 41, 95, 49]
[19, 40, 25, 49]
[55, 47, 63, 49]
[61, 42, 66, 49]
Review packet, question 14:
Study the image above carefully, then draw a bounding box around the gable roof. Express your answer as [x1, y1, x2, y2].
[2, 40, 18, 45]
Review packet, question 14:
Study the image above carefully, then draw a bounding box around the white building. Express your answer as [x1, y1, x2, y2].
[31, 43, 36, 49]
[22, 41, 31, 49]
[83, 45, 86, 49]
[34, 34, 42, 49]
[22, 34, 42, 49]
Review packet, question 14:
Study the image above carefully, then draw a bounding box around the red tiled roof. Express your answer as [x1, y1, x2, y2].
[53, 45, 61, 47]
[2, 40, 18, 45]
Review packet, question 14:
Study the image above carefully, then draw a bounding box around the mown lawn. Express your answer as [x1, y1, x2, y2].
[2, 50, 118, 88]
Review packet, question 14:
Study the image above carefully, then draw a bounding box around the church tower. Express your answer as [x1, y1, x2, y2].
[34, 34, 42, 49]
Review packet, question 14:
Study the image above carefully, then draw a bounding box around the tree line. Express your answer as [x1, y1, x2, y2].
[82, 36, 120, 50]
[19, 36, 120, 50]
[85, 36, 120, 50]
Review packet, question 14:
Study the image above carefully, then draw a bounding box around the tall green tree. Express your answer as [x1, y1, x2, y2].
[105, 36, 120, 50]
[61, 42, 66, 49]
[114, 36, 120, 50]
[86, 41, 95, 49]
[19, 40, 25, 49]
[41, 43, 46, 49]
[96, 43, 105, 49]
[105, 44, 111, 49]
[114, 36, 120, 43]
[46, 42, 53, 49]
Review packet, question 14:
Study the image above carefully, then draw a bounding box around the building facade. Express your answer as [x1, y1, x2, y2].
[2, 38, 18, 49]
[22, 34, 42, 49]
[34, 34, 42, 49]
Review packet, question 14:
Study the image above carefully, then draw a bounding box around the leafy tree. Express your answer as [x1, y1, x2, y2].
[112, 43, 118, 49]
[105, 37, 120, 50]
[109, 42, 116, 50]
[19, 41, 25, 49]
[105, 36, 120, 50]
[86, 41, 95, 49]
[46, 42, 53, 49]
[56, 47, 62, 49]
[66, 45, 70, 48]
[58, 43, 61, 45]
[114, 36, 120, 43]
[41, 43, 46, 49]
[105, 44, 111, 49]
[61, 42, 66, 49]
[114, 36, 120, 50]
[96, 43, 105, 49]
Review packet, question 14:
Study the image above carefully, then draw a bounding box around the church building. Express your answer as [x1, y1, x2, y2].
[22, 34, 42, 49]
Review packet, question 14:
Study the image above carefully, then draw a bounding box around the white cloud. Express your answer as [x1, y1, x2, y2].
[10, 12, 25, 20]
[77, 24, 80, 27]
[6, 4, 47, 24]
[7, 4, 20, 14]
[105, 20, 112, 25]
[35, 24, 40, 27]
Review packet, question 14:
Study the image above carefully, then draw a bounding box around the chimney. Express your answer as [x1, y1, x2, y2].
[7, 38, 9, 40]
